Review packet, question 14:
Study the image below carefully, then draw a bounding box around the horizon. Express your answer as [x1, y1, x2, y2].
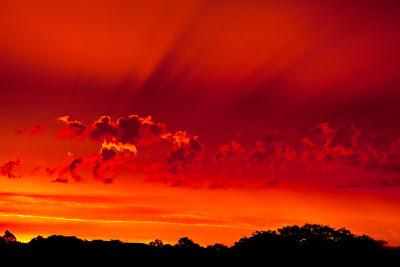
[2, 223, 396, 248]
[1, 0, 400, 249]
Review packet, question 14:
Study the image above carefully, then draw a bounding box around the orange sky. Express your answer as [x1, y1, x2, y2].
[1, 178, 399, 246]
[1, 0, 400, 246]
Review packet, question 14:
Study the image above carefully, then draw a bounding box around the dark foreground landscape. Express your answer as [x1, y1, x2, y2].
[1, 224, 399, 266]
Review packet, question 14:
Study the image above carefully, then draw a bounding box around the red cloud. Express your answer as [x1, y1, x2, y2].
[45, 156, 83, 183]
[216, 140, 245, 164]
[15, 122, 46, 135]
[51, 178, 69, 183]
[89, 115, 118, 141]
[65, 158, 83, 182]
[57, 116, 86, 138]
[211, 122, 400, 189]
[55, 114, 203, 179]
[0, 160, 21, 179]
[92, 161, 114, 184]
[51, 116, 400, 188]
[163, 131, 204, 173]
[58, 114, 166, 145]
[90, 115, 165, 145]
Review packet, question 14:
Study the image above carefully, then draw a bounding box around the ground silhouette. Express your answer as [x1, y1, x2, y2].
[0, 224, 399, 266]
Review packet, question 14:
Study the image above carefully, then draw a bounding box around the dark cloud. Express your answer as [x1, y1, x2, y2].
[89, 116, 118, 141]
[248, 130, 295, 165]
[45, 167, 58, 176]
[326, 123, 358, 149]
[58, 114, 165, 146]
[57, 116, 86, 137]
[0, 160, 20, 179]
[92, 162, 114, 184]
[88, 115, 165, 145]
[67, 158, 83, 181]
[210, 122, 400, 189]
[56, 114, 202, 176]
[338, 176, 400, 189]
[44, 151, 134, 184]
[101, 147, 117, 161]
[164, 131, 204, 173]
[53, 113, 400, 189]
[386, 139, 400, 166]
[215, 140, 245, 164]
[51, 178, 69, 183]
[91, 141, 138, 184]
[369, 138, 400, 174]
[15, 122, 46, 135]
[45, 157, 83, 183]
[297, 122, 362, 163]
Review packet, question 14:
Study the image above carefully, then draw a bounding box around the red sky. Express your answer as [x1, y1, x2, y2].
[1, 0, 400, 245]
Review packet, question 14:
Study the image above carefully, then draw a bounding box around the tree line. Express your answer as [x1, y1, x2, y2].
[0, 224, 399, 266]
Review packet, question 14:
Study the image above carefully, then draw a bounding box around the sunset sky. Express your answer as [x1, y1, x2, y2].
[1, 0, 400, 245]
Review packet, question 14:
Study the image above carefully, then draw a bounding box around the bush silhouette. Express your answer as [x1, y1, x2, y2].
[149, 239, 164, 248]
[175, 237, 201, 249]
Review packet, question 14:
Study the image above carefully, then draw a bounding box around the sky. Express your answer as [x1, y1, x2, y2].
[1, 0, 400, 245]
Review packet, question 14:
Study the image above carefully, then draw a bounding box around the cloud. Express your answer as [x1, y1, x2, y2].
[337, 176, 400, 189]
[0, 160, 21, 179]
[366, 138, 400, 174]
[52, 114, 400, 189]
[295, 122, 363, 164]
[249, 132, 282, 165]
[89, 116, 118, 141]
[209, 122, 400, 189]
[44, 154, 85, 183]
[66, 158, 83, 182]
[214, 140, 250, 181]
[163, 131, 204, 173]
[41, 139, 139, 184]
[101, 141, 137, 159]
[57, 116, 86, 138]
[114, 115, 164, 144]
[100, 147, 117, 161]
[59, 114, 166, 145]
[322, 123, 360, 161]
[88, 115, 166, 146]
[44, 155, 114, 184]
[51, 178, 69, 183]
[215, 140, 245, 164]
[326, 123, 358, 149]
[92, 162, 114, 184]
[15, 122, 46, 135]
[55, 114, 203, 177]
[92, 141, 138, 184]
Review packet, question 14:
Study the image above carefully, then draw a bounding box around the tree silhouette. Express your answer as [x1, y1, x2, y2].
[3, 230, 16, 243]
[0, 225, 397, 266]
[175, 237, 201, 249]
[207, 243, 228, 251]
[149, 239, 164, 247]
